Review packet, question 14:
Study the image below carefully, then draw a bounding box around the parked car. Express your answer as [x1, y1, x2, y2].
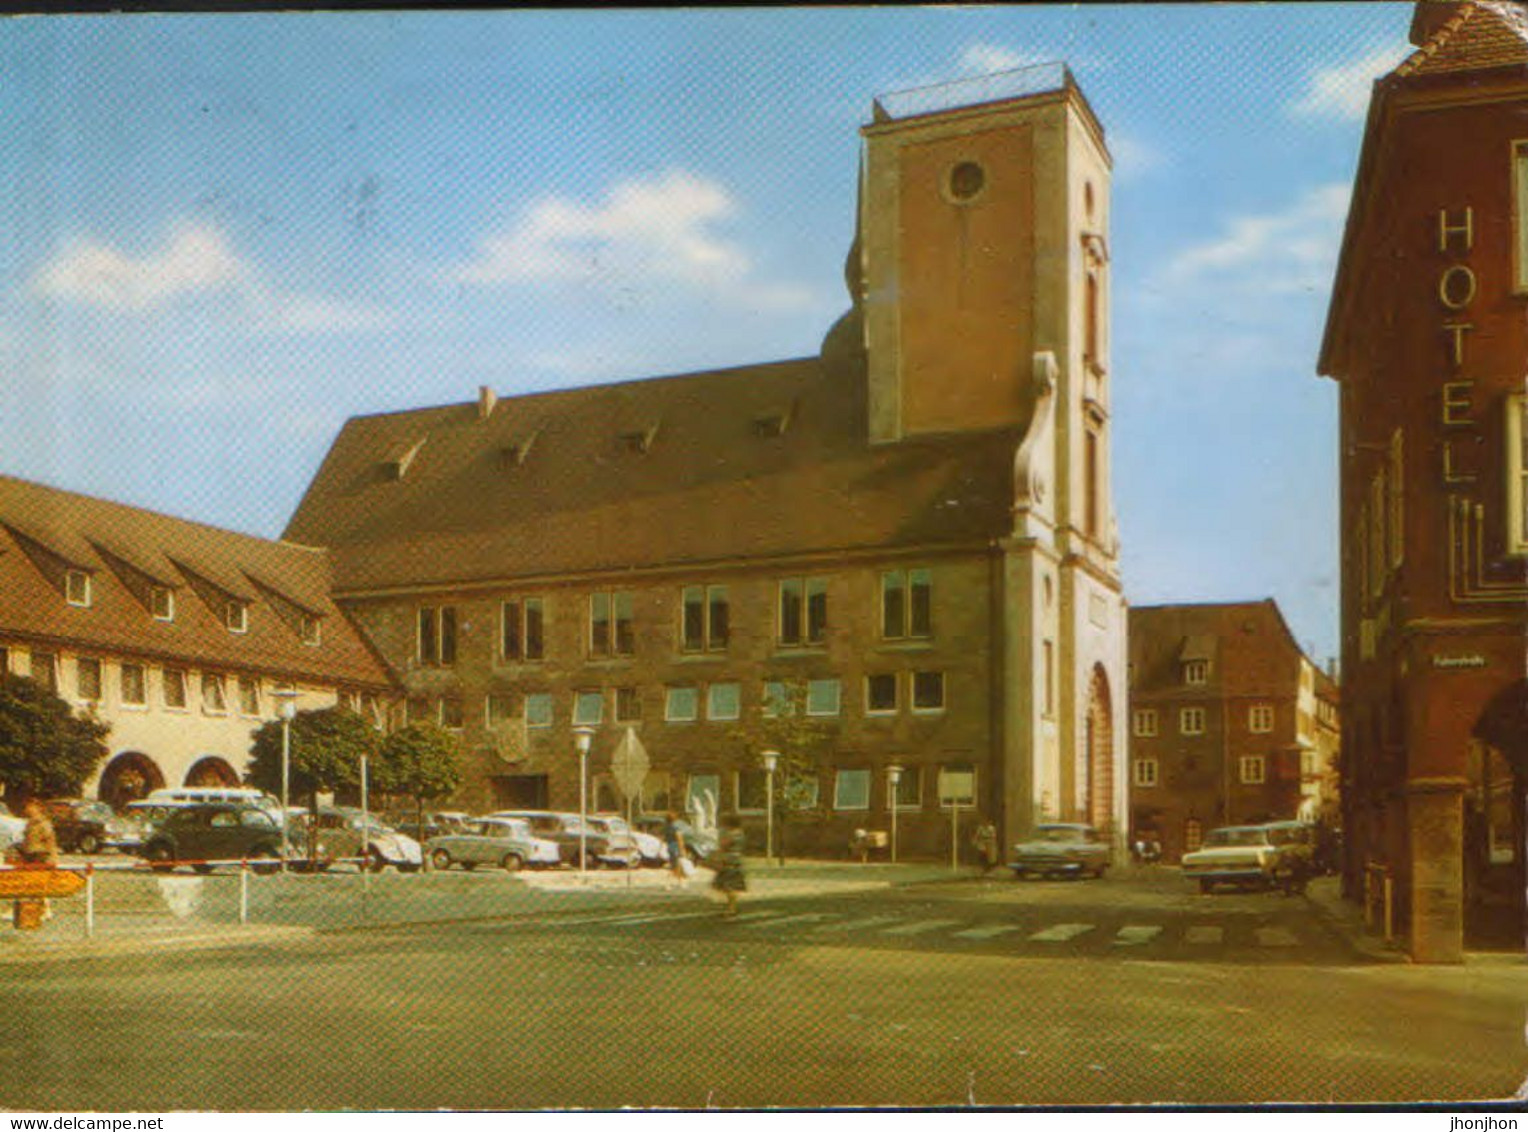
[490, 810, 636, 868]
[392, 811, 475, 843]
[426, 817, 560, 872]
[632, 815, 716, 865]
[0, 804, 24, 852]
[140, 803, 287, 873]
[116, 801, 190, 851]
[40, 799, 130, 855]
[292, 807, 423, 873]
[589, 814, 656, 868]
[1180, 823, 1313, 893]
[1008, 823, 1111, 879]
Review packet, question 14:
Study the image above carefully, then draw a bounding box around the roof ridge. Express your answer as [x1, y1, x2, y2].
[1395, 0, 1528, 77]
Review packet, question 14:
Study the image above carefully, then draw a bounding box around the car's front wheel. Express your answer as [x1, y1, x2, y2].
[429, 849, 452, 872]
[76, 832, 102, 855]
[500, 853, 523, 873]
[144, 843, 175, 873]
[249, 848, 281, 876]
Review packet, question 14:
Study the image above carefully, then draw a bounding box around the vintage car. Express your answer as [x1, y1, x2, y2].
[40, 799, 132, 855]
[590, 814, 664, 867]
[140, 803, 287, 873]
[1180, 822, 1314, 893]
[1008, 823, 1111, 879]
[0, 804, 24, 852]
[292, 807, 423, 873]
[632, 815, 717, 865]
[490, 810, 638, 869]
[426, 817, 560, 872]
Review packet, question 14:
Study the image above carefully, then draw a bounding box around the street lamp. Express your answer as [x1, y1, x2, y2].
[273, 688, 299, 869]
[761, 749, 780, 865]
[887, 764, 903, 864]
[574, 726, 595, 873]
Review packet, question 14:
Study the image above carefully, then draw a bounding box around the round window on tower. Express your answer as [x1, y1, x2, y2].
[946, 160, 986, 203]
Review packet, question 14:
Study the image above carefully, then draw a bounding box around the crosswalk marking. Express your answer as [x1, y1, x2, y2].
[1113, 925, 1163, 946]
[1028, 922, 1094, 943]
[812, 916, 903, 933]
[1255, 926, 1299, 948]
[741, 912, 837, 929]
[951, 924, 1022, 940]
[1184, 925, 1223, 945]
[880, 919, 963, 937]
[585, 911, 716, 926]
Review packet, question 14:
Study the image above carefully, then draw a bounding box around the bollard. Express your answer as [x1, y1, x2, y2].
[85, 864, 95, 939]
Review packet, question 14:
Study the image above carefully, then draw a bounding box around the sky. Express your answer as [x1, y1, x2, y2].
[0, 4, 1417, 663]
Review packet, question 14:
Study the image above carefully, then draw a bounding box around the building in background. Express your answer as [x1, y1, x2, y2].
[1318, 0, 1528, 959]
[0, 474, 395, 807]
[1126, 601, 1340, 863]
[284, 66, 1129, 857]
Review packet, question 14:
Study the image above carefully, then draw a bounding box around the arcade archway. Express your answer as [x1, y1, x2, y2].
[184, 756, 241, 788]
[1468, 681, 1526, 948]
[98, 752, 165, 809]
[1084, 664, 1114, 833]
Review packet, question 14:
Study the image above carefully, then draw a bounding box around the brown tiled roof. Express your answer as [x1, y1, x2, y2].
[0, 474, 394, 689]
[285, 358, 1025, 593]
[1397, 1, 1528, 76]
[1128, 600, 1307, 697]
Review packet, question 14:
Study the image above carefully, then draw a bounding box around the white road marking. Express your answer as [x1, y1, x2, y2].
[1183, 925, 1223, 945]
[1255, 926, 1300, 948]
[812, 916, 904, 933]
[880, 919, 963, 937]
[951, 924, 1023, 940]
[1028, 922, 1095, 942]
[740, 912, 838, 929]
[1113, 925, 1163, 946]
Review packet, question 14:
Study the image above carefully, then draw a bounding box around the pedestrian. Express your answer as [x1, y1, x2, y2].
[18, 798, 60, 923]
[973, 817, 999, 875]
[711, 812, 747, 919]
[663, 810, 688, 885]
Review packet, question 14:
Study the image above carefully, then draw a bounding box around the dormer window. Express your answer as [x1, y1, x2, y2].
[64, 569, 91, 608]
[300, 613, 322, 646]
[150, 586, 175, 622]
[499, 429, 540, 469]
[382, 437, 425, 481]
[225, 601, 249, 634]
[1184, 660, 1209, 686]
[619, 424, 659, 454]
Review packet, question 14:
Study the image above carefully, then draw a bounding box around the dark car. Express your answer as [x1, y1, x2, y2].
[41, 799, 129, 855]
[140, 803, 286, 873]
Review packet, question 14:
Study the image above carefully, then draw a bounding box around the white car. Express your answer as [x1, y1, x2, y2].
[0, 805, 24, 851]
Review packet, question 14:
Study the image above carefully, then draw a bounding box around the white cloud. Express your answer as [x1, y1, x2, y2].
[1108, 132, 1163, 179]
[451, 169, 811, 311]
[1288, 41, 1412, 121]
[30, 222, 389, 333]
[957, 43, 1053, 75]
[1163, 182, 1352, 294]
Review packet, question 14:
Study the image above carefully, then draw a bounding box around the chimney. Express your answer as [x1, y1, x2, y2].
[477, 386, 498, 420]
[1409, 1, 1464, 46]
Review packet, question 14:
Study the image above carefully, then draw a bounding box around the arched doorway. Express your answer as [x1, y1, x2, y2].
[98, 752, 165, 809]
[184, 756, 241, 788]
[1084, 664, 1114, 833]
[1468, 681, 1526, 949]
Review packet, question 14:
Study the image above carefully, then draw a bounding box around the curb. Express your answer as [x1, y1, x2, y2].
[0, 924, 315, 965]
[1301, 886, 1411, 964]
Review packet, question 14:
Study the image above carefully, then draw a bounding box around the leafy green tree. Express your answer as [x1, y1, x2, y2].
[727, 679, 839, 863]
[245, 706, 379, 812]
[0, 673, 110, 803]
[373, 721, 463, 831]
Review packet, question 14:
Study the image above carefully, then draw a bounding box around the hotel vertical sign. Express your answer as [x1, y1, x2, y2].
[1438, 206, 1478, 485]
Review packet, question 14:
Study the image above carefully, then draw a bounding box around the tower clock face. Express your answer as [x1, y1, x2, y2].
[948, 160, 986, 202]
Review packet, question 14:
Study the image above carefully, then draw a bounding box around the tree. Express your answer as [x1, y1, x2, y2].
[373, 722, 463, 830]
[727, 679, 839, 863]
[245, 706, 379, 812]
[0, 673, 110, 803]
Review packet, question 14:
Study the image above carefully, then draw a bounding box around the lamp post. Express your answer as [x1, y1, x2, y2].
[761, 749, 779, 866]
[887, 764, 903, 864]
[273, 688, 299, 869]
[574, 726, 595, 873]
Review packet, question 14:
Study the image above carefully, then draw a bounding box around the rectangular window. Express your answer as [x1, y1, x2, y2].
[65, 569, 91, 608]
[665, 686, 699, 722]
[937, 764, 976, 809]
[614, 686, 642, 723]
[779, 577, 827, 646]
[806, 678, 841, 717]
[76, 657, 102, 702]
[502, 598, 546, 661]
[865, 673, 898, 715]
[418, 605, 457, 666]
[1515, 140, 1528, 292]
[163, 668, 187, 709]
[1509, 393, 1528, 554]
[706, 682, 740, 721]
[486, 693, 516, 726]
[120, 663, 147, 706]
[806, 579, 828, 644]
[785, 772, 820, 811]
[524, 692, 553, 729]
[225, 601, 248, 634]
[150, 586, 175, 621]
[891, 765, 922, 811]
[1133, 758, 1159, 788]
[761, 681, 788, 719]
[1132, 708, 1158, 737]
[736, 769, 768, 813]
[440, 697, 465, 730]
[881, 571, 905, 639]
[573, 690, 604, 727]
[1180, 707, 1206, 735]
[681, 585, 730, 652]
[30, 652, 57, 692]
[202, 673, 227, 714]
[1085, 426, 1100, 538]
[239, 676, 260, 716]
[1183, 660, 1208, 686]
[1239, 755, 1266, 785]
[299, 614, 322, 646]
[833, 768, 871, 811]
[1249, 704, 1275, 733]
[590, 592, 635, 657]
[912, 670, 945, 713]
[687, 773, 720, 817]
[407, 696, 432, 724]
[882, 568, 933, 639]
[642, 772, 672, 814]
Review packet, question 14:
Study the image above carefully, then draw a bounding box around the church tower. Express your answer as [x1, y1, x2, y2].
[851, 66, 1129, 845]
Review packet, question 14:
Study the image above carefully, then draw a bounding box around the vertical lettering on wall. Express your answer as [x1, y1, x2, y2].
[1438, 207, 1474, 254]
